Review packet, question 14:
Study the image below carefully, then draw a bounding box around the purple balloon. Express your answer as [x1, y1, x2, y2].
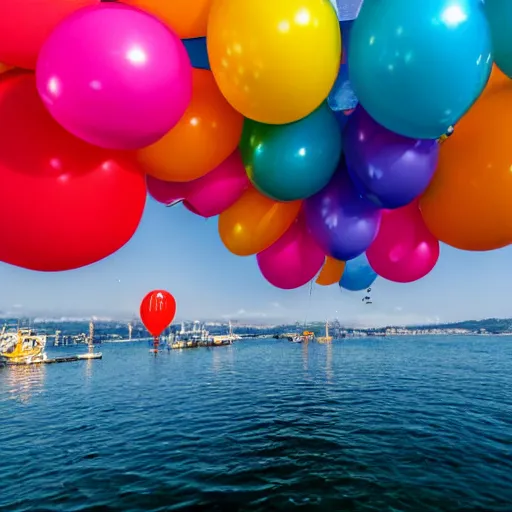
[304, 165, 382, 261]
[344, 107, 439, 209]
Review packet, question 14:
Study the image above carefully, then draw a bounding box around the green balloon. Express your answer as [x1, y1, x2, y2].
[239, 103, 343, 202]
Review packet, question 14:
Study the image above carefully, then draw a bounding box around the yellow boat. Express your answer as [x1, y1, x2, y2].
[0, 329, 47, 365]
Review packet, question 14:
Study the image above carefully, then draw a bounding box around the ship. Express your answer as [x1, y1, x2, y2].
[168, 321, 240, 349]
[0, 328, 48, 365]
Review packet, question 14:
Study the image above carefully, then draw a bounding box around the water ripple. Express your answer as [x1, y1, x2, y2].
[2, 336, 512, 511]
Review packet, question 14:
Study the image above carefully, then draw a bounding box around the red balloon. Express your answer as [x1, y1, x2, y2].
[0, 71, 146, 271]
[140, 290, 177, 337]
[0, 0, 100, 70]
[366, 201, 439, 283]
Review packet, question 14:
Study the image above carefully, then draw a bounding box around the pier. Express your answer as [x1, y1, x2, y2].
[6, 352, 103, 366]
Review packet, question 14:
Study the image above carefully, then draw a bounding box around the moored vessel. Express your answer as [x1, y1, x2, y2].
[0, 329, 47, 365]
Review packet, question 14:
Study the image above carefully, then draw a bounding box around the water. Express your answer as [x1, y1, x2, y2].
[1, 336, 512, 511]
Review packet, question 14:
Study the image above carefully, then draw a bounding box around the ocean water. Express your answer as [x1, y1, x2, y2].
[1, 336, 512, 511]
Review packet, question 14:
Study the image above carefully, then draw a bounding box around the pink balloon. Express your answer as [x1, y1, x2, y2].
[257, 216, 326, 290]
[147, 150, 250, 217]
[366, 201, 439, 283]
[36, 3, 192, 150]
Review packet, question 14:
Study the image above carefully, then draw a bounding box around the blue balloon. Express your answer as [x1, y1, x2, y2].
[348, 0, 492, 139]
[484, 0, 512, 78]
[240, 103, 343, 202]
[182, 38, 210, 70]
[328, 21, 359, 113]
[339, 253, 377, 292]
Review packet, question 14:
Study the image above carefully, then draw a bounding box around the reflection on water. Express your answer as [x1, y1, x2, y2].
[2, 337, 512, 511]
[325, 340, 333, 384]
[4, 365, 46, 404]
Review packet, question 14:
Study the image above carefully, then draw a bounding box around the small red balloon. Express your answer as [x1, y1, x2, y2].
[140, 290, 177, 337]
[0, 71, 146, 271]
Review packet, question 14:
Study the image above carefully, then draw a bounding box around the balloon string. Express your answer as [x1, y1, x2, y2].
[303, 279, 314, 329]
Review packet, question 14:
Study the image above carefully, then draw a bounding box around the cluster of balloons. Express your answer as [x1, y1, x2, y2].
[1, 0, 512, 295]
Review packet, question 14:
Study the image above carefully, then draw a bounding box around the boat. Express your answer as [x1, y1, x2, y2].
[170, 340, 199, 349]
[317, 322, 333, 343]
[168, 321, 208, 349]
[290, 330, 315, 343]
[0, 329, 48, 365]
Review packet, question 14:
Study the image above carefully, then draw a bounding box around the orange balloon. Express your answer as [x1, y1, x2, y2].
[420, 85, 512, 251]
[138, 69, 243, 182]
[488, 64, 510, 90]
[121, 0, 213, 38]
[218, 187, 301, 256]
[316, 257, 345, 286]
[0, 63, 12, 74]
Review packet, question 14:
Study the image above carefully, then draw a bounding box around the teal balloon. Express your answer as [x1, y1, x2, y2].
[240, 103, 342, 201]
[485, 0, 512, 78]
[348, 0, 492, 139]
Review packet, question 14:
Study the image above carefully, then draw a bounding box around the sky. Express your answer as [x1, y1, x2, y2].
[0, 195, 511, 327]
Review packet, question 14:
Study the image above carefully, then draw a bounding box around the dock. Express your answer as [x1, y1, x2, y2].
[5, 352, 102, 366]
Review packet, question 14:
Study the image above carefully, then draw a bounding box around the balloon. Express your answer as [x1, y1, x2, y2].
[121, 0, 213, 38]
[0, 0, 100, 70]
[257, 216, 325, 289]
[316, 257, 346, 286]
[240, 103, 342, 202]
[140, 290, 177, 338]
[36, 3, 192, 150]
[344, 107, 439, 209]
[0, 72, 146, 272]
[183, 38, 210, 70]
[218, 187, 301, 256]
[0, 63, 12, 75]
[349, 0, 492, 139]
[420, 84, 512, 251]
[339, 253, 376, 291]
[207, 0, 341, 124]
[138, 69, 243, 182]
[484, 64, 511, 94]
[367, 202, 439, 283]
[304, 164, 381, 261]
[147, 150, 250, 217]
[328, 21, 358, 112]
[484, 0, 512, 78]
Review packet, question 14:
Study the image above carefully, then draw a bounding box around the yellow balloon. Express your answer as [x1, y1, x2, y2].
[207, 0, 341, 124]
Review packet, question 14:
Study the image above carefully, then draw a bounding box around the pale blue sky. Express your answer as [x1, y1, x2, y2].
[0, 196, 510, 327]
